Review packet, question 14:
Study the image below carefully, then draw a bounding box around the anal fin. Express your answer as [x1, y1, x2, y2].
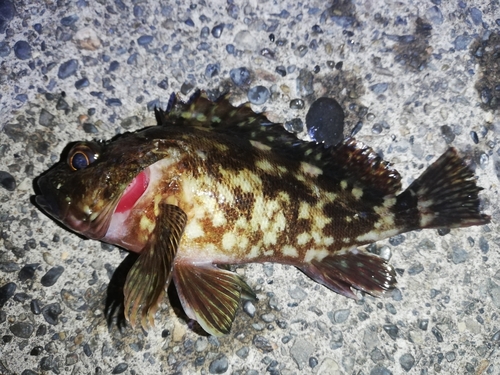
[300, 249, 397, 299]
[173, 261, 256, 336]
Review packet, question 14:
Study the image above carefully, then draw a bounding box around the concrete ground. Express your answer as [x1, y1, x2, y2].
[1, 0, 500, 374]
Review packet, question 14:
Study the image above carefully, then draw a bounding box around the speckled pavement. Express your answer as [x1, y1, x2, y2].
[1, 1, 500, 374]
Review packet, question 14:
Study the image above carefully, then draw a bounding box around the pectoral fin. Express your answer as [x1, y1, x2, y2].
[123, 203, 187, 330]
[173, 261, 256, 336]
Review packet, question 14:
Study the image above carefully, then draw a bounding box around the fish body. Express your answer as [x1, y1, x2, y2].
[35, 93, 490, 336]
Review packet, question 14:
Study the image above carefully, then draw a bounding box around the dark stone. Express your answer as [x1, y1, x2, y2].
[109, 60, 119, 72]
[157, 77, 169, 89]
[284, 118, 304, 133]
[208, 355, 228, 374]
[105, 98, 122, 107]
[30, 299, 42, 314]
[205, 63, 219, 78]
[58, 59, 79, 79]
[13, 40, 31, 60]
[229, 67, 251, 86]
[0, 41, 10, 57]
[0, 171, 16, 191]
[75, 77, 89, 89]
[306, 97, 344, 147]
[10, 322, 34, 338]
[60, 14, 78, 26]
[41, 303, 62, 325]
[370, 82, 388, 94]
[185, 18, 194, 26]
[247, 86, 270, 105]
[18, 263, 40, 281]
[0, 0, 15, 34]
[40, 266, 64, 287]
[133, 5, 144, 17]
[33, 23, 42, 34]
[137, 35, 153, 45]
[39, 108, 55, 127]
[56, 97, 70, 111]
[211, 24, 224, 38]
[112, 363, 128, 374]
[383, 324, 399, 340]
[275, 65, 286, 76]
[0, 282, 16, 307]
[253, 335, 273, 352]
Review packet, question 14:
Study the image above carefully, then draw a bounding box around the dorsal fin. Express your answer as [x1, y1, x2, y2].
[155, 92, 401, 196]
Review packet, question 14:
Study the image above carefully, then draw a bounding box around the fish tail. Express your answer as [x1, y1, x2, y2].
[395, 148, 490, 230]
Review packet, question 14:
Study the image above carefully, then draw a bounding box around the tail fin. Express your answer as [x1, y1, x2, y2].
[395, 148, 490, 230]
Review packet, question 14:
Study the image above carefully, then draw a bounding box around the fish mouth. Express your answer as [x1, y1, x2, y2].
[115, 168, 150, 214]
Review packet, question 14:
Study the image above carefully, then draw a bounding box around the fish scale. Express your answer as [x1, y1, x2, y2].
[35, 92, 490, 336]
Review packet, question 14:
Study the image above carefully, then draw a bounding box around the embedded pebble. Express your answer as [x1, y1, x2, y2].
[40, 266, 64, 287]
[284, 118, 304, 133]
[328, 309, 350, 324]
[288, 285, 307, 300]
[0, 0, 15, 33]
[41, 303, 62, 325]
[370, 366, 393, 375]
[306, 97, 345, 147]
[451, 246, 468, 264]
[211, 24, 224, 38]
[0, 282, 16, 308]
[329, 330, 343, 349]
[399, 353, 415, 371]
[75, 77, 90, 89]
[38, 109, 56, 128]
[18, 263, 39, 281]
[13, 41, 31, 60]
[289, 99, 304, 109]
[296, 69, 314, 96]
[290, 338, 313, 370]
[383, 324, 399, 340]
[0, 171, 16, 191]
[9, 322, 34, 338]
[236, 347, 249, 359]
[112, 363, 128, 374]
[247, 86, 270, 105]
[0, 41, 10, 57]
[58, 59, 79, 79]
[243, 300, 256, 317]
[253, 335, 273, 352]
[137, 35, 154, 46]
[230, 67, 251, 86]
[209, 355, 228, 374]
[61, 14, 78, 26]
[370, 83, 388, 94]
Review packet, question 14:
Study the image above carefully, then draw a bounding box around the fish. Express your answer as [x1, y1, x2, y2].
[35, 92, 490, 336]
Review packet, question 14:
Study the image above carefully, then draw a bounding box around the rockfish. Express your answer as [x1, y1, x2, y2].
[35, 92, 490, 336]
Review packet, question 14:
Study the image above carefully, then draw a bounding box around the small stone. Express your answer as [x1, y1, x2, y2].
[58, 59, 79, 79]
[61, 14, 78, 26]
[42, 303, 62, 325]
[205, 63, 220, 78]
[306, 97, 345, 147]
[0, 0, 15, 33]
[19, 263, 39, 281]
[253, 335, 273, 352]
[137, 35, 153, 46]
[13, 41, 32, 60]
[39, 109, 56, 127]
[426, 6, 443, 24]
[469, 7, 482, 25]
[211, 24, 224, 38]
[284, 118, 303, 133]
[105, 98, 122, 107]
[431, 326, 443, 342]
[289, 99, 304, 109]
[83, 123, 98, 134]
[329, 309, 350, 324]
[370, 83, 388, 94]
[0, 282, 16, 308]
[288, 285, 307, 300]
[65, 353, 78, 366]
[236, 346, 249, 359]
[383, 324, 399, 340]
[10, 322, 34, 338]
[329, 330, 343, 349]
[112, 363, 128, 374]
[230, 67, 251, 86]
[194, 337, 208, 352]
[75, 77, 89, 89]
[243, 300, 256, 317]
[296, 69, 314, 96]
[454, 35, 472, 51]
[247, 86, 270, 105]
[0, 171, 16, 191]
[109, 60, 119, 72]
[30, 299, 42, 315]
[41, 266, 64, 287]
[0, 41, 11, 57]
[370, 366, 393, 375]
[157, 78, 169, 89]
[408, 262, 424, 275]
[74, 27, 101, 50]
[290, 338, 313, 370]
[208, 355, 228, 374]
[399, 353, 415, 371]
[451, 246, 468, 264]
[275, 65, 286, 76]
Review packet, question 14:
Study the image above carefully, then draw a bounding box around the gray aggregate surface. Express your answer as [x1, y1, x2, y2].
[1, 0, 500, 374]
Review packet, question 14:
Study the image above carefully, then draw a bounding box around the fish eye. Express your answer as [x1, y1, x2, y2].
[67, 142, 100, 171]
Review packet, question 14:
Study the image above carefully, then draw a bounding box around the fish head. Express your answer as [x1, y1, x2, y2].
[35, 136, 152, 240]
